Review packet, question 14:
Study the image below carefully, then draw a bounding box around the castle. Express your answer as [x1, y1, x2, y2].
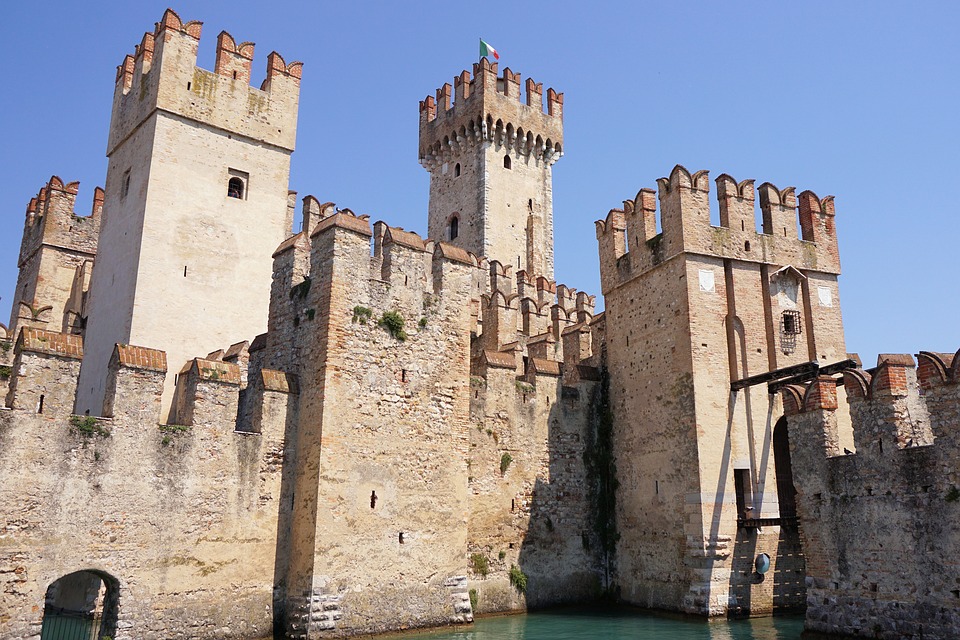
[0, 9, 957, 640]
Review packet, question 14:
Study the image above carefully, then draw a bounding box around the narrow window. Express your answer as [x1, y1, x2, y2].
[183, 265, 188, 278]
[454, 163, 461, 177]
[744, 240, 751, 252]
[503, 155, 512, 169]
[399, 532, 405, 544]
[449, 216, 459, 240]
[187, 81, 192, 90]
[122, 170, 131, 199]
[734, 468, 753, 520]
[227, 177, 244, 199]
[232, 70, 238, 80]
[370, 491, 377, 509]
[37, 394, 45, 414]
[401, 369, 407, 382]
[528, 199, 533, 211]
[511, 499, 515, 511]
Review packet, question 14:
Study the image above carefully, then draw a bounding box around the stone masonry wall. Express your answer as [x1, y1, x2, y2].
[0, 333, 295, 640]
[784, 354, 960, 639]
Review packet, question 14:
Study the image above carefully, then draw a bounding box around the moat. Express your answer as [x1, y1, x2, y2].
[372, 609, 806, 640]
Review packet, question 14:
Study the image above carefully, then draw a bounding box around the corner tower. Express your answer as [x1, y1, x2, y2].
[419, 59, 563, 279]
[76, 9, 302, 420]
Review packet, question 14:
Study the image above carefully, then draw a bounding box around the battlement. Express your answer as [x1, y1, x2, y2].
[418, 59, 563, 166]
[596, 165, 840, 294]
[783, 350, 960, 639]
[108, 8, 302, 155]
[18, 176, 101, 269]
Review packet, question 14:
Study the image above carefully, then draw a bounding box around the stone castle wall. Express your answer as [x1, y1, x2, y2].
[783, 353, 960, 640]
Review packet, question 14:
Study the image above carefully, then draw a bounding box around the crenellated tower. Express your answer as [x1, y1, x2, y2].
[419, 58, 563, 280]
[10, 176, 102, 340]
[596, 165, 846, 617]
[76, 8, 302, 421]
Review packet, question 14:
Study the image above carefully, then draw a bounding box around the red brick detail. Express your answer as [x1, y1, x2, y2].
[872, 362, 910, 396]
[384, 226, 427, 252]
[529, 358, 561, 377]
[17, 328, 83, 359]
[311, 212, 372, 238]
[482, 350, 516, 369]
[804, 376, 838, 412]
[186, 358, 241, 384]
[262, 369, 299, 394]
[434, 242, 475, 265]
[114, 344, 167, 372]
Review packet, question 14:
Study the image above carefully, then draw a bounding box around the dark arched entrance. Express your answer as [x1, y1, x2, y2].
[772, 416, 797, 519]
[40, 570, 119, 640]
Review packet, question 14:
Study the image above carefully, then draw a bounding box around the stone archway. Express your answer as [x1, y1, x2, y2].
[40, 570, 119, 640]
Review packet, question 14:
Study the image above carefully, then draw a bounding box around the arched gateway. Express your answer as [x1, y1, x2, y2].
[40, 570, 119, 640]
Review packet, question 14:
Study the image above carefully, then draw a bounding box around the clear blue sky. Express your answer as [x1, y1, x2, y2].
[1, 1, 957, 365]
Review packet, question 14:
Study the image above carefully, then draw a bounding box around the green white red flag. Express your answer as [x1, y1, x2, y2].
[479, 39, 499, 60]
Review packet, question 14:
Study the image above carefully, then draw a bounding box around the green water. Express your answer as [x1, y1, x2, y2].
[377, 608, 807, 640]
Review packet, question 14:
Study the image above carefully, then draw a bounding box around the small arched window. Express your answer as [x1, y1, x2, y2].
[503, 155, 512, 169]
[454, 163, 461, 177]
[227, 177, 244, 199]
[449, 215, 459, 240]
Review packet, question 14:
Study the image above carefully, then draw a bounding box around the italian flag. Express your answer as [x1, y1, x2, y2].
[479, 39, 499, 60]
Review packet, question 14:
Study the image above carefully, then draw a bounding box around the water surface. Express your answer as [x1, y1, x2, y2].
[376, 608, 806, 640]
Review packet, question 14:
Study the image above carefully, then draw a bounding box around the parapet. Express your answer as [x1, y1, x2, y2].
[419, 59, 563, 166]
[103, 344, 167, 421]
[171, 357, 241, 426]
[108, 8, 302, 155]
[596, 165, 840, 294]
[4, 328, 83, 414]
[18, 176, 101, 268]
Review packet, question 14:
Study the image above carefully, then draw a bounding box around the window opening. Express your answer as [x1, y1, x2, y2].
[183, 265, 188, 278]
[38, 394, 45, 414]
[121, 170, 131, 199]
[232, 70, 238, 80]
[781, 310, 801, 335]
[449, 216, 459, 240]
[370, 491, 377, 509]
[187, 81, 191, 90]
[398, 532, 405, 544]
[503, 155, 512, 169]
[734, 468, 753, 520]
[227, 177, 245, 199]
[454, 163, 461, 177]
[528, 199, 533, 212]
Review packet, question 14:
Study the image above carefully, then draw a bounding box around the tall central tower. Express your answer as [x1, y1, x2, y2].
[419, 59, 563, 279]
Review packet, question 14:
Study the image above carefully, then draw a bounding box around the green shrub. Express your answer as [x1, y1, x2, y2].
[470, 553, 489, 577]
[70, 415, 110, 438]
[468, 588, 478, 611]
[498, 550, 506, 561]
[946, 485, 960, 502]
[0, 365, 11, 380]
[378, 311, 407, 341]
[500, 452, 513, 475]
[509, 565, 527, 593]
[352, 306, 373, 324]
[289, 276, 311, 300]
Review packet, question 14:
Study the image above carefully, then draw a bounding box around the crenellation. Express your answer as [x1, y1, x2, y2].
[215, 31, 255, 84]
[4, 328, 83, 413]
[782, 346, 960, 639]
[171, 357, 241, 427]
[102, 343, 166, 421]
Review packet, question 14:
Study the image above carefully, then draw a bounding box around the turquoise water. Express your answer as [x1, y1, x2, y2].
[377, 609, 807, 640]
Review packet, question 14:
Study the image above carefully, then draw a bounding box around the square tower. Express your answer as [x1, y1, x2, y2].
[76, 10, 302, 421]
[597, 166, 845, 616]
[419, 59, 563, 279]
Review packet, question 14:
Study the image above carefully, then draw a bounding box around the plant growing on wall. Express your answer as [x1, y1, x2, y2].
[0, 365, 11, 380]
[378, 311, 407, 341]
[509, 564, 527, 593]
[469, 553, 489, 577]
[468, 588, 478, 611]
[352, 306, 373, 324]
[500, 452, 513, 475]
[70, 415, 110, 438]
[584, 367, 619, 591]
[289, 276, 311, 300]
[0, 340, 11, 355]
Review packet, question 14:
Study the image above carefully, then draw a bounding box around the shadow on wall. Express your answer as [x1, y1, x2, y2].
[515, 374, 609, 608]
